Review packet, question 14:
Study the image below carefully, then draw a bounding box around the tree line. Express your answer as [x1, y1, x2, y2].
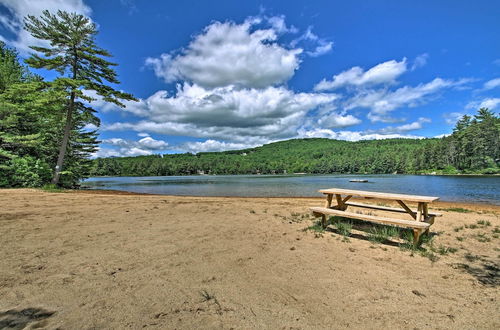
[90, 109, 499, 178]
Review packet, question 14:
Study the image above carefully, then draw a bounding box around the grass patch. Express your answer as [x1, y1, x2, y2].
[332, 217, 353, 237]
[41, 184, 65, 193]
[492, 227, 500, 234]
[286, 212, 312, 223]
[456, 236, 466, 242]
[477, 220, 491, 227]
[303, 220, 326, 237]
[368, 226, 399, 244]
[465, 224, 478, 229]
[398, 232, 441, 262]
[453, 226, 464, 232]
[249, 210, 256, 214]
[444, 207, 472, 213]
[474, 233, 491, 243]
[436, 245, 458, 255]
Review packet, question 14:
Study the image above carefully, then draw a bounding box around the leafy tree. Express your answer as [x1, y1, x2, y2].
[24, 10, 136, 185]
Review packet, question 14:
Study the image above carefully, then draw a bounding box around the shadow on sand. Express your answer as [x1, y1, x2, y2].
[0, 308, 55, 329]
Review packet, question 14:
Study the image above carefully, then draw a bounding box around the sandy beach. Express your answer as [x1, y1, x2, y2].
[0, 189, 499, 329]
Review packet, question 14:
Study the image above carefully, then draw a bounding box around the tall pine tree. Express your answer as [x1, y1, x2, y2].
[24, 10, 136, 185]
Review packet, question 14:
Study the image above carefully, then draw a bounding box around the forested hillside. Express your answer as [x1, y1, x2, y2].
[91, 109, 499, 177]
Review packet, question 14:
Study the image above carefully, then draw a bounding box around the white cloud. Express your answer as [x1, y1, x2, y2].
[467, 98, 500, 111]
[96, 136, 169, 158]
[180, 139, 257, 153]
[83, 89, 149, 117]
[102, 83, 337, 143]
[443, 112, 466, 125]
[314, 58, 407, 91]
[0, 0, 91, 55]
[266, 15, 298, 34]
[411, 53, 429, 70]
[316, 113, 361, 128]
[145, 19, 302, 89]
[366, 117, 431, 135]
[346, 78, 470, 122]
[307, 41, 333, 57]
[483, 78, 500, 90]
[297, 128, 423, 141]
[102, 136, 168, 150]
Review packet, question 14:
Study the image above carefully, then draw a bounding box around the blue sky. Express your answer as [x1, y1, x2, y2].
[1, 0, 499, 156]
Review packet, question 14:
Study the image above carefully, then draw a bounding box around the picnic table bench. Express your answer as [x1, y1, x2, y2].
[310, 188, 441, 245]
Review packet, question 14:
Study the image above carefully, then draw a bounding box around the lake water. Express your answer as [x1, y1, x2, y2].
[83, 174, 500, 205]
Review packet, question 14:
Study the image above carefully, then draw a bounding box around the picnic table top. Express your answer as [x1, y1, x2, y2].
[318, 188, 439, 203]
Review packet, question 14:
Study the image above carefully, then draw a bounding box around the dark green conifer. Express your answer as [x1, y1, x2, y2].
[24, 10, 136, 185]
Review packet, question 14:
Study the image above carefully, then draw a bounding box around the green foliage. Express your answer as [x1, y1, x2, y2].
[22, 10, 135, 186]
[6, 156, 51, 187]
[333, 217, 353, 237]
[0, 11, 131, 188]
[41, 184, 65, 192]
[90, 109, 499, 176]
[445, 207, 472, 213]
[368, 226, 395, 244]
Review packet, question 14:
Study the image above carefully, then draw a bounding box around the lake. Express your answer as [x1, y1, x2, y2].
[83, 174, 500, 205]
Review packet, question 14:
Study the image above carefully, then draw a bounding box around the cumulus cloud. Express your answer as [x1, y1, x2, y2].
[467, 98, 500, 111]
[0, 0, 91, 55]
[346, 78, 470, 122]
[316, 113, 361, 129]
[96, 136, 169, 157]
[483, 78, 500, 90]
[102, 83, 337, 143]
[314, 58, 407, 91]
[145, 19, 302, 89]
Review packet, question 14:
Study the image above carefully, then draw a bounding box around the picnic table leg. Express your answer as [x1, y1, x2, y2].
[325, 194, 333, 208]
[321, 214, 327, 228]
[335, 194, 347, 211]
[413, 229, 423, 246]
[416, 202, 424, 222]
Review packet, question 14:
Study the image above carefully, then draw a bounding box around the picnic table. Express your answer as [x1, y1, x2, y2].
[310, 188, 441, 245]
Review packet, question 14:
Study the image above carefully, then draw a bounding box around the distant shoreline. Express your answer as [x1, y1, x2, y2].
[85, 172, 500, 178]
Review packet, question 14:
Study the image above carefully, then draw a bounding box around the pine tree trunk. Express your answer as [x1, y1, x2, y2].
[51, 91, 75, 185]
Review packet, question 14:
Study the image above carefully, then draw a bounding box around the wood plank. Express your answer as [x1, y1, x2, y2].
[396, 200, 417, 220]
[310, 207, 430, 229]
[342, 195, 353, 204]
[345, 201, 442, 217]
[319, 188, 439, 203]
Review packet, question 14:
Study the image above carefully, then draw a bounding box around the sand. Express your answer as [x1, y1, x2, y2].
[0, 188, 499, 329]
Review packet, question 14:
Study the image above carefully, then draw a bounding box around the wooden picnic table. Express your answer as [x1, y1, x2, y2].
[310, 188, 441, 245]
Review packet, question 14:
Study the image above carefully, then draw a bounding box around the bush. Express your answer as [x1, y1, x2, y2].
[9, 156, 51, 187]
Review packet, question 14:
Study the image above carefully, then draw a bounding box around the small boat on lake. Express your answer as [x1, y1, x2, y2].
[349, 179, 369, 183]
